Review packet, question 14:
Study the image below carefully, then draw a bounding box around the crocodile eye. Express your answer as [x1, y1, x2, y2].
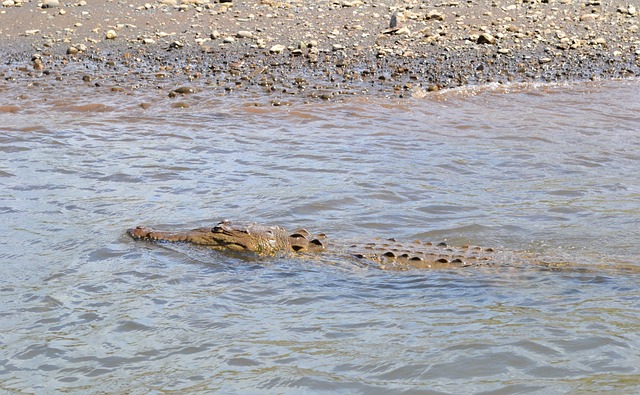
[212, 226, 223, 233]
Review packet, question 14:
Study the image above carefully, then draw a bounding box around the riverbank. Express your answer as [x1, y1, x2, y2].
[0, 0, 639, 104]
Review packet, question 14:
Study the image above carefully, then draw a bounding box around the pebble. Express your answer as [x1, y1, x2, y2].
[477, 33, 496, 45]
[425, 10, 444, 21]
[42, 0, 59, 8]
[236, 30, 253, 39]
[173, 86, 195, 94]
[106, 30, 117, 39]
[394, 26, 411, 35]
[269, 44, 285, 53]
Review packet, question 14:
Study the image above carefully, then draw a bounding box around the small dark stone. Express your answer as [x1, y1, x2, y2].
[174, 86, 195, 94]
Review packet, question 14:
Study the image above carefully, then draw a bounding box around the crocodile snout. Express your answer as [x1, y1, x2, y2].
[127, 226, 152, 239]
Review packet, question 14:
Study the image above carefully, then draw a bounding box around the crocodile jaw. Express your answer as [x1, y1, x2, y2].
[127, 226, 255, 251]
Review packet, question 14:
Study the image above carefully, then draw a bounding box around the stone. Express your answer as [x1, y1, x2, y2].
[236, 30, 253, 39]
[425, 10, 444, 21]
[105, 30, 117, 39]
[269, 44, 285, 53]
[477, 33, 496, 45]
[67, 46, 78, 54]
[174, 86, 195, 94]
[395, 26, 411, 35]
[42, 0, 59, 8]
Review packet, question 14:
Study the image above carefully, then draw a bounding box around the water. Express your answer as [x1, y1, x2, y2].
[1, 79, 640, 394]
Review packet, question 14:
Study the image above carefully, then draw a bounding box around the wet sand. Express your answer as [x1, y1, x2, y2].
[0, 0, 638, 104]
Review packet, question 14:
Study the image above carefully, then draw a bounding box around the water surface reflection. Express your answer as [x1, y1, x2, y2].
[1, 80, 640, 393]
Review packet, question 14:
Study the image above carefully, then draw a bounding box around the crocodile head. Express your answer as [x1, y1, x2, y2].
[127, 220, 326, 255]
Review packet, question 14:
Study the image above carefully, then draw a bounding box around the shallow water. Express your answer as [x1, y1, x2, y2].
[1, 79, 640, 394]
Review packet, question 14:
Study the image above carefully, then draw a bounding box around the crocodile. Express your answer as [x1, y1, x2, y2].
[127, 220, 545, 270]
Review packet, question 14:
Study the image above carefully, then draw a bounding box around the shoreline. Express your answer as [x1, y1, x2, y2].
[0, 0, 639, 104]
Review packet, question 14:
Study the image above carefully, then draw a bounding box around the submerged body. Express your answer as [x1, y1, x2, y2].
[127, 220, 544, 270]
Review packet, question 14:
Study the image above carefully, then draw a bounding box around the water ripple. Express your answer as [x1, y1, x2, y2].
[1, 80, 640, 393]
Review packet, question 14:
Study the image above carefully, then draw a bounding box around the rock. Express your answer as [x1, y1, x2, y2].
[174, 86, 195, 94]
[425, 10, 444, 21]
[32, 58, 44, 70]
[67, 46, 78, 54]
[477, 33, 496, 45]
[2, 0, 15, 6]
[395, 26, 411, 35]
[332, 43, 344, 51]
[42, 0, 59, 8]
[223, 36, 235, 43]
[105, 30, 117, 39]
[580, 14, 597, 21]
[236, 30, 253, 39]
[269, 44, 285, 53]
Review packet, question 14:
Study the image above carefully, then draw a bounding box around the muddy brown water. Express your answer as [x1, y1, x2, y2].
[1, 79, 640, 394]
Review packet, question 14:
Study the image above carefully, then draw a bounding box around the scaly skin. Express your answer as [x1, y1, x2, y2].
[127, 220, 534, 270]
[127, 220, 326, 255]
